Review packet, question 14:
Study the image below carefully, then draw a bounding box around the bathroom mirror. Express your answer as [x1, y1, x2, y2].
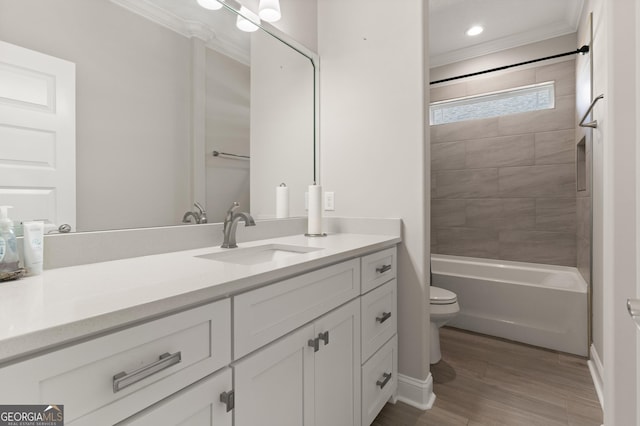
[0, 0, 315, 233]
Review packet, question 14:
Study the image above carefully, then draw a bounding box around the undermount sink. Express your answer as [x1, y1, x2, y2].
[195, 244, 323, 266]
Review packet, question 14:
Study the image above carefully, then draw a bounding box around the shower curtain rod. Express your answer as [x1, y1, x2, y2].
[430, 45, 590, 85]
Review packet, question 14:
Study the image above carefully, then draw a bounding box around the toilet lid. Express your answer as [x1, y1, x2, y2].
[430, 286, 457, 305]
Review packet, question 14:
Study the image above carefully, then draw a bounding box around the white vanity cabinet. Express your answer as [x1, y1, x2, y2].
[0, 299, 232, 425]
[0, 243, 399, 426]
[233, 299, 361, 426]
[233, 247, 397, 426]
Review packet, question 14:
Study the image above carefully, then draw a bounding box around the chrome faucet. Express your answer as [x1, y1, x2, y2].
[221, 202, 255, 248]
[194, 202, 207, 224]
[182, 202, 208, 224]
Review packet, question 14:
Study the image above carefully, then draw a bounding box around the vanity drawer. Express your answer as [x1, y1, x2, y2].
[362, 336, 397, 426]
[118, 368, 232, 426]
[361, 247, 396, 294]
[361, 279, 397, 362]
[0, 299, 231, 425]
[234, 258, 360, 359]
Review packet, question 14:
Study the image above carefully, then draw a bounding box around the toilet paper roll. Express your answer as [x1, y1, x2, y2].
[307, 184, 322, 235]
[276, 184, 289, 218]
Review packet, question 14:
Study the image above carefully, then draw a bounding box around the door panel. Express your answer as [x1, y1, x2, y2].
[0, 40, 76, 231]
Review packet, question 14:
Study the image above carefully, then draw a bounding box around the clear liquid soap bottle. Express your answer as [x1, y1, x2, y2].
[0, 206, 20, 274]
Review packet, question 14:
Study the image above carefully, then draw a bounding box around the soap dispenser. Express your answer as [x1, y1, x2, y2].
[0, 206, 20, 275]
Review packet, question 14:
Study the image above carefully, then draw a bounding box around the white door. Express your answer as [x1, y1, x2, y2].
[314, 299, 361, 426]
[0, 40, 76, 231]
[234, 324, 315, 426]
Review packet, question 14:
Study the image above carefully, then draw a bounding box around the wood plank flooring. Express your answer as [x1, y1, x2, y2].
[372, 327, 603, 426]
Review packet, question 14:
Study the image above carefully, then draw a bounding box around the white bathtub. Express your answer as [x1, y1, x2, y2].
[431, 254, 588, 356]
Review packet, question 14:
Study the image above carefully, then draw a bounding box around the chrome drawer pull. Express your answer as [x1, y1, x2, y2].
[376, 312, 392, 324]
[376, 264, 392, 274]
[220, 390, 235, 412]
[318, 331, 329, 346]
[113, 351, 182, 393]
[376, 372, 392, 389]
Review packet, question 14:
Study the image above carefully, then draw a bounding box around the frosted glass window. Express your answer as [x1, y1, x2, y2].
[430, 81, 555, 125]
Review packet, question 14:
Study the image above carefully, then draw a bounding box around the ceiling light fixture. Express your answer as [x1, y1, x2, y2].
[466, 25, 484, 36]
[236, 6, 260, 32]
[258, 0, 281, 22]
[196, 0, 223, 10]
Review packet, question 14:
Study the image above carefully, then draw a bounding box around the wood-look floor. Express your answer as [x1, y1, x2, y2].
[372, 327, 603, 426]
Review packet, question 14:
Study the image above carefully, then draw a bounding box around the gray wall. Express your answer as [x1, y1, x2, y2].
[205, 49, 251, 222]
[250, 30, 314, 220]
[431, 59, 578, 266]
[318, 0, 431, 383]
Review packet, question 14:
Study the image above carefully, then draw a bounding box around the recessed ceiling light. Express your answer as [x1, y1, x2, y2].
[466, 26, 484, 36]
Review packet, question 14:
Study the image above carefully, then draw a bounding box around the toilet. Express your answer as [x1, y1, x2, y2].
[430, 286, 459, 364]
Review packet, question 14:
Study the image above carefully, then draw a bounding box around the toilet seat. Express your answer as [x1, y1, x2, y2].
[430, 286, 457, 305]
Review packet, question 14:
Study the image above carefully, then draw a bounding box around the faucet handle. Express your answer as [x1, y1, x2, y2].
[226, 201, 239, 215]
[194, 202, 207, 224]
[224, 202, 240, 224]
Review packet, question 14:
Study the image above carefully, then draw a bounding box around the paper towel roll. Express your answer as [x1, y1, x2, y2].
[307, 184, 322, 235]
[276, 183, 289, 218]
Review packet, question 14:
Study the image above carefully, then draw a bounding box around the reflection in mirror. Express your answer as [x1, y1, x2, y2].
[0, 0, 315, 233]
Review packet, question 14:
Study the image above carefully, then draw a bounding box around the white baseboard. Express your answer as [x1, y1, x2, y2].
[587, 343, 604, 410]
[395, 373, 436, 410]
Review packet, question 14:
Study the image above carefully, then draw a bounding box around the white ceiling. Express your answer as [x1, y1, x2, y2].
[429, 0, 584, 67]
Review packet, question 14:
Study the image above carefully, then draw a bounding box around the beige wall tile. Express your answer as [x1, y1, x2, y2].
[536, 59, 576, 96]
[432, 141, 466, 171]
[498, 95, 574, 136]
[576, 197, 592, 240]
[466, 198, 536, 230]
[436, 227, 500, 258]
[431, 82, 467, 102]
[465, 68, 536, 97]
[499, 230, 576, 266]
[577, 236, 591, 285]
[432, 199, 467, 227]
[535, 129, 576, 165]
[436, 169, 499, 198]
[466, 135, 535, 168]
[432, 117, 500, 143]
[536, 198, 577, 232]
[428, 60, 578, 267]
[499, 164, 575, 198]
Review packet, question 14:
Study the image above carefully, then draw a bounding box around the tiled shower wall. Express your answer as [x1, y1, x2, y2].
[430, 60, 577, 266]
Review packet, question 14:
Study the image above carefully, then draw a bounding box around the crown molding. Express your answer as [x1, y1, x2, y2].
[110, 0, 249, 65]
[430, 22, 577, 68]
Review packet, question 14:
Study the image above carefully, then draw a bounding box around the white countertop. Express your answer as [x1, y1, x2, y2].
[0, 233, 399, 364]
